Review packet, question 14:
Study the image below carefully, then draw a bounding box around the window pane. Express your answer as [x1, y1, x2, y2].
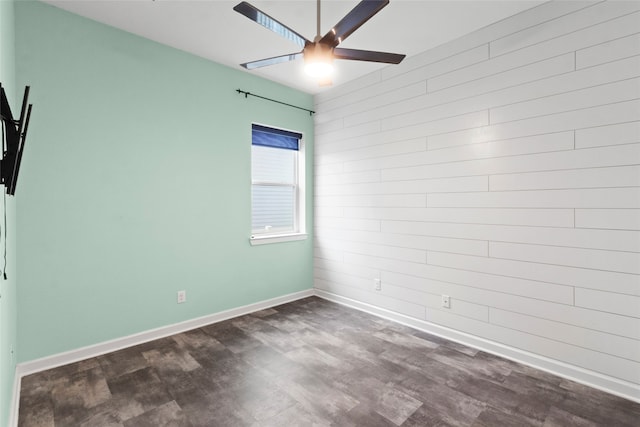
[252, 184, 295, 231]
[252, 145, 295, 184]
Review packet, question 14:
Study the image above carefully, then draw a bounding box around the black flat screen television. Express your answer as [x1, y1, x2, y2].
[0, 83, 32, 196]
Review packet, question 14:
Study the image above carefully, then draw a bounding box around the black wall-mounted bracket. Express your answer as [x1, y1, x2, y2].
[0, 84, 33, 196]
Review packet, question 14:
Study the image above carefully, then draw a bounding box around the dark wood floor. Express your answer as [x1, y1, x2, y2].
[18, 296, 640, 426]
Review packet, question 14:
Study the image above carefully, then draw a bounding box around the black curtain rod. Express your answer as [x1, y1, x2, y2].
[236, 89, 315, 116]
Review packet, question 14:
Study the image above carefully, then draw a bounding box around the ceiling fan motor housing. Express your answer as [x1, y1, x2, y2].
[304, 42, 333, 63]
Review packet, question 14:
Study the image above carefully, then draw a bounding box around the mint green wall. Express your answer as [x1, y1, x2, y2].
[0, 0, 18, 423]
[15, 1, 314, 362]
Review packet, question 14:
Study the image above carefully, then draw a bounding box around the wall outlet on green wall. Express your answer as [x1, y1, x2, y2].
[177, 290, 186, 304]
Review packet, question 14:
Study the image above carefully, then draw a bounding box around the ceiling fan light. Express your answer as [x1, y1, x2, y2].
[305, 60, 334, 78]
[304, 43, 334, 78]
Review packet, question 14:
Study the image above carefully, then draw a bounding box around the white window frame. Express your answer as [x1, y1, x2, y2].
[250, 123, 306, 246]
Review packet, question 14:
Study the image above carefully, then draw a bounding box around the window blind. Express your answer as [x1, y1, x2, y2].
[252, 124, 301, 151]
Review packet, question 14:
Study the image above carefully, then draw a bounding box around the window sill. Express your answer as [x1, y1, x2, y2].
[250, 233, 308, 246]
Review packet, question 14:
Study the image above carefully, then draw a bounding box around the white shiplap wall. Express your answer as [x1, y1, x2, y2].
[313, 0, 640, 401]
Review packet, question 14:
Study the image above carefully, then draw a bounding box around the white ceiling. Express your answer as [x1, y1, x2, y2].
[43, 0, 544, 94]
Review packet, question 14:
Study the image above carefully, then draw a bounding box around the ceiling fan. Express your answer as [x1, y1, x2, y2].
[233, 0, 406, 85]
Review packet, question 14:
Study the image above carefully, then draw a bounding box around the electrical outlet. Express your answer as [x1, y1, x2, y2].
[177, 290, 186, 304]
[374, 278, 381, 291]
[442, 294, 451, 309]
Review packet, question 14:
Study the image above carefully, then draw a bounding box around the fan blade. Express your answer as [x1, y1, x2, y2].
[241, 52, 302, 70]
[334, 48, 405, 64]
[233, 2, 310, 48]
[320, 0, 389, 47]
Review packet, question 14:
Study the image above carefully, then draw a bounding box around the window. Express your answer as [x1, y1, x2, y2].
[250, 124, 306, 245]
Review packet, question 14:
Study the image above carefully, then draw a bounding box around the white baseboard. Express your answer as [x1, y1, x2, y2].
[315, 289, 640, 404]
[10, 289, 314, 426]
[16, 288, 314, 377]
[8, 369, 21, 427]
